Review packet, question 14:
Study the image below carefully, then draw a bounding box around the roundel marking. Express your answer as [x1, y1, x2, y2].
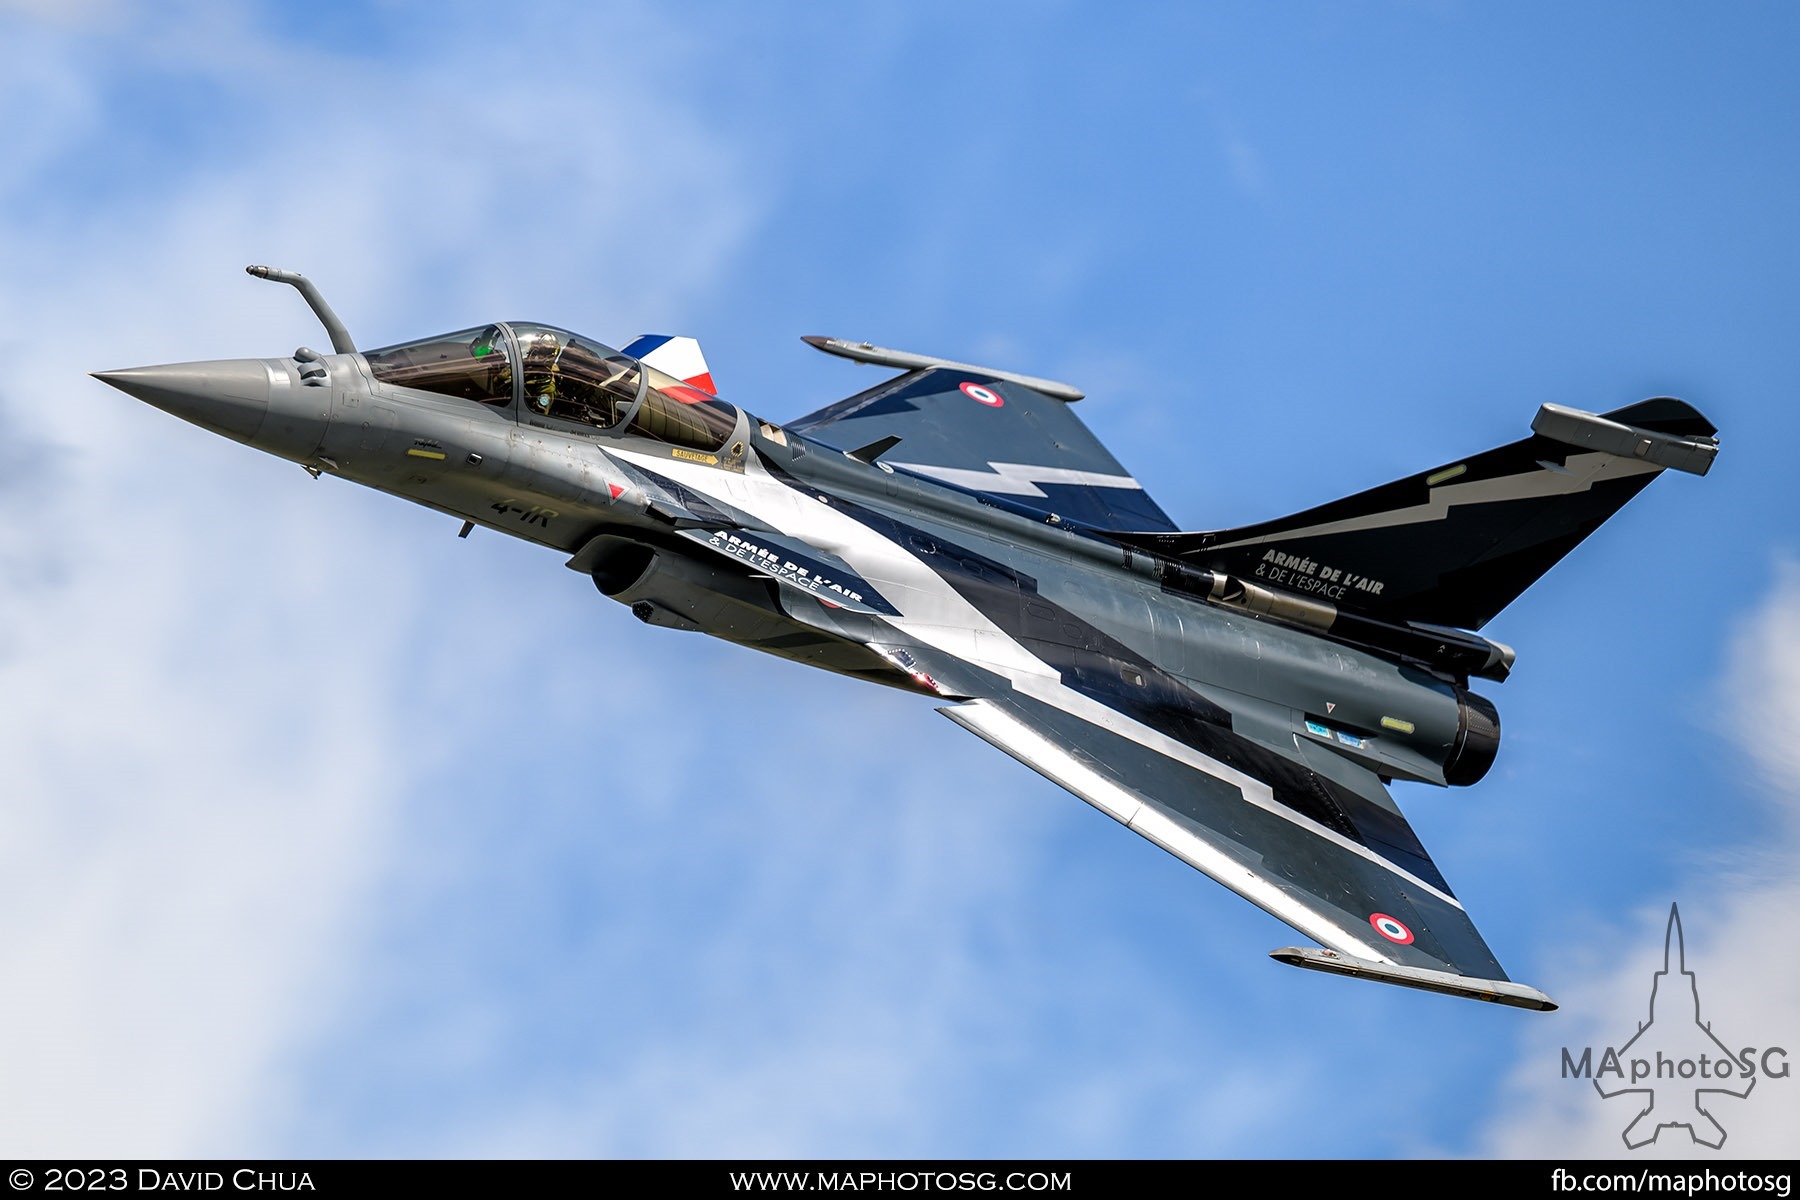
[1370, 913, 1415, 944]
[959, 381, 1004, 407]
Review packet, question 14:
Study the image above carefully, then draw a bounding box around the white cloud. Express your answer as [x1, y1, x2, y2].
[1726, 561, 1800, 798]
[0, 0, 765, 1156]
[15, 1, 1759, 1161]
[1476, 564, 1800, 1159]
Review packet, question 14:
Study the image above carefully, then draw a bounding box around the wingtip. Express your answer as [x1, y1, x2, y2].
[1271, 946, 1559, 1012]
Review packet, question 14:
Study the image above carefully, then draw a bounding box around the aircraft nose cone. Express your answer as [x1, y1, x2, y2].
[92, 359, 273, 443]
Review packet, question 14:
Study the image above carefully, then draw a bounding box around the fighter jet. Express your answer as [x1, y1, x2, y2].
[94, 266, 1720, 1010]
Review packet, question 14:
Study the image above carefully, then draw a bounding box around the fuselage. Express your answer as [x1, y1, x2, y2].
[94, 323, 1497, 795]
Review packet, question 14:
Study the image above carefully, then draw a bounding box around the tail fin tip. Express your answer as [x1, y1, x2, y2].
[1534, 399, 1717, 477]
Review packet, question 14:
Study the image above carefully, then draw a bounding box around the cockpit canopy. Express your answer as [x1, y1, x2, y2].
[363, 324, 514, 405]
[363, 322, 740, 452]
[512, 324, 639, 429]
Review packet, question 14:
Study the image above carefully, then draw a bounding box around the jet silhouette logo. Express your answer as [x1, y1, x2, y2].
[1561, 904, 1790, 1149]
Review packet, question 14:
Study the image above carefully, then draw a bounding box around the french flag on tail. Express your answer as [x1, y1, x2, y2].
[620, 334, 717, 396]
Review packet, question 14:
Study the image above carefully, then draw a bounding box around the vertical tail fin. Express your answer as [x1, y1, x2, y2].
[1113, 399, 1717, 631]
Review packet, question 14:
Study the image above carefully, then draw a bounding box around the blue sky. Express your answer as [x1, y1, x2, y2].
[1, 0, 1795, 1158]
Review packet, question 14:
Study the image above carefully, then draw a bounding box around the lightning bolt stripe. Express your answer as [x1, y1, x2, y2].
[608, 444, 1467, 918]
[1204, 451, 1659, 550]
[888, 460, 1145, 497]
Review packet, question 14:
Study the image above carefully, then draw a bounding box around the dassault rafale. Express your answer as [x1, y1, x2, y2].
[95, 266, 1720, 1010]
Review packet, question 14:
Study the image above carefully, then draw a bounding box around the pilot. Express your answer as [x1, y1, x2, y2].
[521, 329, 563, 414]
[547, 337, 613, 425]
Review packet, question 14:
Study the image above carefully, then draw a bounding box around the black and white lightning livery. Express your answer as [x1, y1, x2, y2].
[95, 268, 1722, 1011]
